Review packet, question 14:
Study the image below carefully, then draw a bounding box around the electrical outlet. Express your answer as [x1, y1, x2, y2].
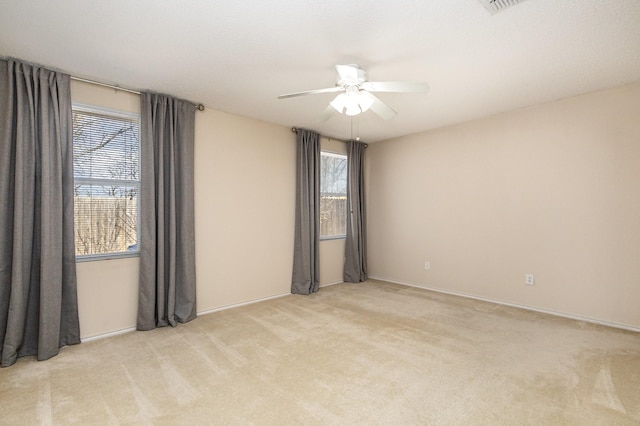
[525, 274, 535, 286]
[424, 261, 431, 271]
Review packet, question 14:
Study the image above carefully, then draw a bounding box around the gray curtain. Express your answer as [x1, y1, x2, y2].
[291, 129, 320, 294]
[344, 140, 368, 283]
[138, 92, 197, 330]
[0, 58, 80, 367]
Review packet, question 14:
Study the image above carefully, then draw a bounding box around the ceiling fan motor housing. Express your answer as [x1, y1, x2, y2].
[336, 64, 367, 87]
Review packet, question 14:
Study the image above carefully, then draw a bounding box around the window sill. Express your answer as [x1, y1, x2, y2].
[76, 251, 140, 263]
[320, 235, 346, 241]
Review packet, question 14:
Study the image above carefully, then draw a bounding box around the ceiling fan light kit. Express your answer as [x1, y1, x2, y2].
[329, 86, 374, 116]
[278, 64, 429, 121]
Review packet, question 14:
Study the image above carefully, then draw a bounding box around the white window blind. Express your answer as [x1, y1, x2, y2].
[320, 152, 347, 239]
[72, 106, 140, 258]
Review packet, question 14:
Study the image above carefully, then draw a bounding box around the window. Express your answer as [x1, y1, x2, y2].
[320, 152, 347, 239]
[72, 105, 140, 259]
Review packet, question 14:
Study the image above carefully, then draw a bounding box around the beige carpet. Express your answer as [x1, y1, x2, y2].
[1, 280, 639, 425]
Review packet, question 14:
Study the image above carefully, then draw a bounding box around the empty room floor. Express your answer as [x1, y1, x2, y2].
[1, 280, 639, 425]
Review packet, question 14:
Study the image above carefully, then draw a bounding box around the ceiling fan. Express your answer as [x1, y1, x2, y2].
[278, 64, 429, 121]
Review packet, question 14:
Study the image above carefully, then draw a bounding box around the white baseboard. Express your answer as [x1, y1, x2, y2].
[79, 282, 348, 342]
[82, 292, 293, 342]
[320, 280, 344, 288]
[198, 281, 346, 317]
[369, 275, 640, 333]
[82, 326, 137, 343]
[197, 292, 291, 317]
[84, 277, 635, 343]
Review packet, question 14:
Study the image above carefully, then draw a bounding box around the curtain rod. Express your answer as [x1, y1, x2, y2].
[290, 127, 368, 147]
[70, 76, 205, 111]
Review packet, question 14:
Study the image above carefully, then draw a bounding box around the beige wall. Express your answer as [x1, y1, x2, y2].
[367, 82, 640, 330]
[194, 124, 347, 309]
[319, 239, 345, 285]
[76, 257, 139, 338]
[194, 110, 295, 310]
[71, 81, 344, 338]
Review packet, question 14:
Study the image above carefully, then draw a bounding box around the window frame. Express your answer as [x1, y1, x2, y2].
[319, 150, 348, 241]
[72, 103, 142, 262]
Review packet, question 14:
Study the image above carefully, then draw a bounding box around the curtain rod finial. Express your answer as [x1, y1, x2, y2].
[196, 104, 205, 111]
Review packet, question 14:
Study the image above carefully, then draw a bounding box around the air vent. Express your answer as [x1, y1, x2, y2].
[478, 0, 527, 14]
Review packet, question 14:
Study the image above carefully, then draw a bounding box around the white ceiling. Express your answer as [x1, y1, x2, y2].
[1, 0, 639, 142]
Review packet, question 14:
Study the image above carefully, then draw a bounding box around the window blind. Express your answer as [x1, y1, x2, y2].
[320, 152, 348, 238]
[72, 107, 140, 257]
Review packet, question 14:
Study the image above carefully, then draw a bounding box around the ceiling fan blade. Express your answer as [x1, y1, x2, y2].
[368, 94, 397, 120]
[317, 105, 336, 122]
[278, 86, 343, 99]
[361, 81, 430, 93]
